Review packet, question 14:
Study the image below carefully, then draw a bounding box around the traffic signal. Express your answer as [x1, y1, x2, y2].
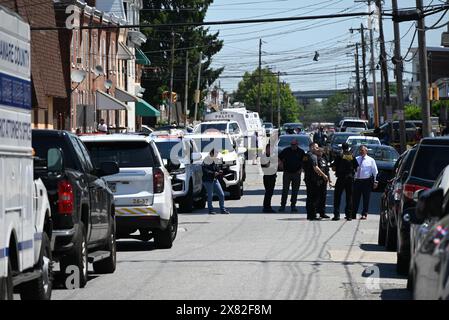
[428, 86, 433, 101]
[162, 91, 177, 102]
[433, 86, 440, 101]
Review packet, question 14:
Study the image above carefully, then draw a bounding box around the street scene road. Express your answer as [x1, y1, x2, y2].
[51, 165, 409, 300]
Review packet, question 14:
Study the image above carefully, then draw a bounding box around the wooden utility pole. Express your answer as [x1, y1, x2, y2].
[416, 0, 432, 137]
[360, 25, 369, 121]
[277, 71, 281, 129]
[377, 0, 391, 124]
[194, 52, 202, 122]
[257, 39, 262, 114]
[368, 0, 379, 127]
[169, 30, 175, 124]
[392, 0, 407, 153]
[184, 50, 189, 126]
[355, 43, 362, 118]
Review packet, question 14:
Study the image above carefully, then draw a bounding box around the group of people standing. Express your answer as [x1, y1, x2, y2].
[261, 136, 378, 221]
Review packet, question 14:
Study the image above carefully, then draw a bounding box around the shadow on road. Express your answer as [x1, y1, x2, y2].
[380, 288, 412, 300]
[359, 243, 386, 252]
[117, 240, 157, 252]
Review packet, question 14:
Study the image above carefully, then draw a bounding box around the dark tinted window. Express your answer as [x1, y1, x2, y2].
[411, 145, 449, 181]
[32, 134, 78, 170]
[84, 141, 156, 168]
[342, 121, 367, 129]
[278, 135, 310, 150]
[154, 141, 185, 160]
[366, 147, 399, 162]
[199, 123, 227, 133]
[192, 137, 235, 152]
[332, 134, 352, 144]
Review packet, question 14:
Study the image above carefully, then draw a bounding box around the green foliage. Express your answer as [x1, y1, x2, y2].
[301, 93, 349, 125]
[432, 100, 449, 117]
[140, 0, 223, 116]
[233, 68, 303, 123]
[404, 104, 421, 120]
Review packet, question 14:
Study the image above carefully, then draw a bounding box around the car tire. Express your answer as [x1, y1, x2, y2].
[179, 182, 194, 213]
[154, 206, 178, 249]
[60, 222, 88, 289]
[193, 186, 207, 209]
[385, 222, 397, 252]
[93, 219, 117, 274]
[229, 182, 242, 200]
[397, 252, 410, 276]
[378, 214, 387, 246]
[0, 258, 13, 300]
[19, 233, 53, 300]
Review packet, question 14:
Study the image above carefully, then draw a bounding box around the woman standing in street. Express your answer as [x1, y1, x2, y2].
[202, 149, 231, 215]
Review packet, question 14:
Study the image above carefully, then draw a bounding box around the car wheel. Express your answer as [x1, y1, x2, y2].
[93, 219, 117, 274]
[19, 233, 53, 300]
[0, 258, 13, 300]
[193, 186, 207, 209]
[378, 213, 387, 246]
[179, 182, 194, 213]
[154, 206, 177, 249]
[229, 182, 242, 200]
[385, 221, 397, 252]
[60, 222, 88, 289]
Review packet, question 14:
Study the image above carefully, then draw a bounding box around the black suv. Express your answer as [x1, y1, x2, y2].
[32, 130, 119, 288]
[396, 137, 449, 275]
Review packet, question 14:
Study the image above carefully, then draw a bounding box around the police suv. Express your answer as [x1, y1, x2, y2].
[1, 6, 53, 300]
[151, 132, 206, 212]
[80, 134, 177, 249]
[188, 133, 246, 200]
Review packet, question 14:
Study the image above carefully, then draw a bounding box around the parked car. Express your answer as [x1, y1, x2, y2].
[32, 130, 118, 289]
[194, 120, 244, 150]
[338, 118, 368, 134]
[150, 132, 206, 212]
[396, 137, 449, 275]
[80, 134, 178, 248]
[327, 132, 359, 161]
[408, 166, 449, 299]
[276, 134, 311, 154]
[346, 136, 381, 152]
[281, 122, 304, 135]
[263, 122, 275, 137]
[189, 133, 246, 200]
[379, 148, 417, 252]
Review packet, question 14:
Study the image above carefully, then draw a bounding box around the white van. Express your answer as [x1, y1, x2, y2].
[204, 108, 265, 159]
[0, 6, 52, 300]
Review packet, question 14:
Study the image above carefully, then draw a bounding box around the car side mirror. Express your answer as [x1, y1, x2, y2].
[47, 148, 64, 175]
[415, 188, 444, 222]
[98, 161, 120, 177]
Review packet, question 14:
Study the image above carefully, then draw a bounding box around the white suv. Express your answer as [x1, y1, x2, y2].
[188, 133, 246, 200]
[151, 132, 206, 213]
[80, 134, 177, 249]
[194, 121, 244, 149]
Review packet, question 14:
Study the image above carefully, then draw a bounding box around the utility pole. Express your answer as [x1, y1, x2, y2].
[184, 50, 189, 126]
[377, 0, 391, 124]
[392, 0, 407, 153]
[194, 51, 203, 122]
[355, 43, 362, 118]
[277, 71, 281, 129]
[368, 0, 379, 127]
[361, 24, 369, 122]
[257, 39, 262, 114]
[169, 30, 175, 125]
[417, 0, 431, 137]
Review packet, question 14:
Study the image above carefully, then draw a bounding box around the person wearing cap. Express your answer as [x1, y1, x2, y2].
[278, 138, 305, 212]
[331, 142, 359, 221]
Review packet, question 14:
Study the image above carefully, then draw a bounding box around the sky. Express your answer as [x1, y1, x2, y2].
[204, 0, 447, 93]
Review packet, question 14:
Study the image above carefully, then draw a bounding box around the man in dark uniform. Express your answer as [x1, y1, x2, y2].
[278, 138, 305, 213]
[316, 148, 331, 219]
[331, 142, 359, 221]
[303, 142, 330, 220]
[261, 143, 277, 213]
[313, 126, 327, 147]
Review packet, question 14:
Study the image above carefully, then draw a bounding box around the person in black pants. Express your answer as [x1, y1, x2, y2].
[331, 143, 359, 221]
[316, 148, 331, 219]
[261, 143, 277, 213]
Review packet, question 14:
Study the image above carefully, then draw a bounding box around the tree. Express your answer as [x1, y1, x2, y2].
[301, 93, 349, 125]
[233, 68, 303, 124]
[404, 104, 421, 120]
[140, 0, 223, 119]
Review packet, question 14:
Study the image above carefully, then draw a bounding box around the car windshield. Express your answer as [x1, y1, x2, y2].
[332, 134, 352, 145]
[154, 141, 184, 160]
[411, 145, 449, 181]
[263, 123, 273, 128]
[278, 135, 310, 150]
[343, 121, 367, 129]
[347, 138, 380, 145]
[84, 141, 157, 168]
[192, 137, 235, 153]
[198, 123, 227, 134]
[367, 147, 399, 162]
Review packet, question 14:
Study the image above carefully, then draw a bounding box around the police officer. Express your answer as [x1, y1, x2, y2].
[316, 147, 331, 219]
[331, 142, 359, 221]
[304, 142, 330, 220]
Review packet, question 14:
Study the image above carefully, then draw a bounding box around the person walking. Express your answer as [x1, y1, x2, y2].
[353, 145, 378, 220]
[316, 147, 331, 219]
[278, 138, 305, 213]
[202, 149, 230, 215]
[98, 119, 108, 133]
[303, 142, 330, 220]
[331, 142, 359, 221]
[261, 143, 277, 213]
[313, 126, 327, 147]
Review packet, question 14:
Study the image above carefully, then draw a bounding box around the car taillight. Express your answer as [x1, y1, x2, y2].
[153, 168, 164, 193]
[58, 180, 74, 215]
[403, 184, 429, 201]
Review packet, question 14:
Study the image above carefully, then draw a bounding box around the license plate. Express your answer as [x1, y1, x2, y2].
[133, 198, 149, 206]
[108, 183, 116, 193]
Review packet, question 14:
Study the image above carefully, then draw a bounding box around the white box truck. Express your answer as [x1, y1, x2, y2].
[0, 6, 53, 300]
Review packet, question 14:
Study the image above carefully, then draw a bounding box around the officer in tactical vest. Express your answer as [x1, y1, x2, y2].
[331, 142, 359, 221]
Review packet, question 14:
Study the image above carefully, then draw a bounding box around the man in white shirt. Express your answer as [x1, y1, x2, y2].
[353, 145, 378, 220]
[98, 119, 108, 133]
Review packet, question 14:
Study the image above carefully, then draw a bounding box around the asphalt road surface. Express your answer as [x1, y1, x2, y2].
[52, 163, 411, 300]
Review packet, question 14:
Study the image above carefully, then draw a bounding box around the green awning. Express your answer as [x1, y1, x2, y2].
[136, 48, 151, 65]
[136, 98, 160, 117]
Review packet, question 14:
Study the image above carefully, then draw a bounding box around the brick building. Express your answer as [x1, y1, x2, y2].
[2, 0, 67, 129]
